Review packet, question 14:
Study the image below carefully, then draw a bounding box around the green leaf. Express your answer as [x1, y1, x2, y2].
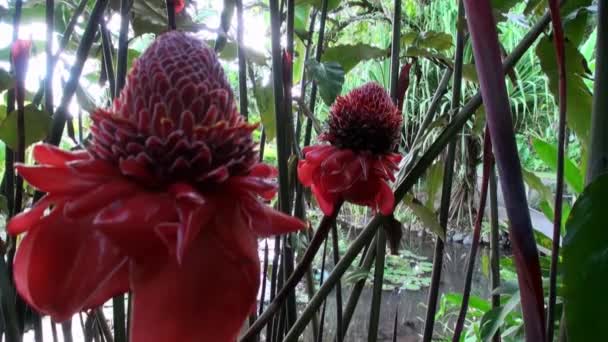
[0, 194, 7, 215]
[418, 31, 453, 51]
[425, 161, 443, 209]
[209, 40, 267, 65]
[295, 0, 341, 11]
[563, 174, 608, 341]
[531, 138, 584, 194]
[0, 104, 52, 150]
[403, 194, 445, 241]
[564, 7, 596, 47]
[536, 36, 592, 143]
[401, 31, 453, 51]
[75, 84, 98, 113]
[479, 292, 521, 342]
[306, 60, 345, 106]
[522, 169, 553, 205]
[131, 0, 201, 37]
[491, 0, 520, 13]
[344, 268, 371, 284]
[294, 4, 310, 32]
[215, 0, 235, 52]
[0, 68, 14, 93]
[461, 64, 479, 83]
[253, 84, 276, 141]
[322, 44, 388, 73]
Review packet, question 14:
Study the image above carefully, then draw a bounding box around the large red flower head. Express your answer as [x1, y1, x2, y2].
[298, 82, 403, 216]
[9, 31, 304, 342]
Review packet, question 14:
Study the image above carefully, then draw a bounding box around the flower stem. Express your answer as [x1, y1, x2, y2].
[241, 201, 343, 340]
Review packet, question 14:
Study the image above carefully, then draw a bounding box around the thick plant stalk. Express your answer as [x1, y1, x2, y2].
[316, 238, 329, 342]
[586, 0, 608, 183]
[368, 228, 386, 342]
[166, 0, 176, 30]
[340, 236, 377, 339]
[452, 130, 493, 341]
[330, 223, 344, 342]
[48, 0, 108, 146]
[115, 0, 131, 95]
[112, 0, 131, 339]
[236, 0, 248, 120]
[283, 10, 554, 341]
[546, 0, 567, 340]
[241, 202, 344, 340]
[463, 1, 546, 340]
[99, 19, 116, 100]
[422, 2, 464, 340]
[489, 167, 501, 342]
[303, 0, 329, 146]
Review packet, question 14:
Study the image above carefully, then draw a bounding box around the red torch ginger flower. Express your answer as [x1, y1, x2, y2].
[298, 82, 403, 216]
[9, 31, 304, 342]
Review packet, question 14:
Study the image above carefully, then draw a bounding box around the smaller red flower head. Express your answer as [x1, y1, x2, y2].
[11, 39, 32, 97]
[174, 0, 185, 14]
[298, 82, 403, 216]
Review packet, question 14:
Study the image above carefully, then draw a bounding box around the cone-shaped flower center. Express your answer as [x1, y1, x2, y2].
[88, 31, 257, 189]
[322, 82, 402, 154]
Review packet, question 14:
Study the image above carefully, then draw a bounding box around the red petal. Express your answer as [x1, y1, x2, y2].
[174, 198, 216, 264]
[8, 194, 61, 235]
[375, 180, 395, 215]
[64, 180, 138, 218]
[245, 202, 306, 237]
[95, 192, 177, 262]
[248, 163, 278, 178]
[297, 160, 317, 186]
[13, 210, 128, 322]
[129, 214, 259, 342]
[311, 183, 337, 216]
[302, 145, 335, 163]
[16, 165, 100, 194]
[228, 176, 277, 200]
[33, 144, 89, 166]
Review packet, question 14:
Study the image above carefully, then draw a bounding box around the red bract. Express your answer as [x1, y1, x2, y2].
[9, 31, 304, 342]
[298, 82, 403, 216]
[174, 0, 185, 13]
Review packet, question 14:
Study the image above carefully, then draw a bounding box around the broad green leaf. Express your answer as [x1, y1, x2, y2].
[75, 84, 98, 113]
[295, 0, 341, 11]
[536, 36, 592, 143]
[0, 194, 7, 215]
[294, 4, 310, 32]
[403, 194, 445, 241]
[443, 293, 492, 312]
[561, 0, 593, 18]
[531, 138, 584, 194]
[564, 7, 596, 47]
[418, 31, 453, 51]
[401, 31, 453, 51]
[461, 64, 479, 82]
[479, 292, 521, 342]
[0, 104, 52, 150]
[322, 44, 388, 73]
[425, 161, 443, 209]
[209, 40, 267, 65]
[253, 84, 276, 141]
[131, 0, 200, 36]
[491, 0, 519, 13]
[522, 169, 553, 205]
[0, 68, 14, 93]
[306, 60, 344, 106]
[563, 174, 608, 341]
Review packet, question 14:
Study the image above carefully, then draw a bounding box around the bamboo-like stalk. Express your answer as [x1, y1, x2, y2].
[236, 0, 248, 120]
[489, 167, 501, 342]
[48, 0, 109, 146]
[32, 0, 89, 107]
[166, 0, 176, 30]
[45, 0, 54, 115]
[586, 0, 608, 184]
[303, 0, 329, 147]
[546, 0, 567, 339]
[99, 18, 116, 99]
[421, 3, 465, 339]
[368, 228, 386, 342]
[330, 223, 343, 342]
[464, 0, 546, 339]
[112, 1, 131, 340]
[241, 203, 343, 340]
[283, 12, 554, 340]
[315, 237, 329, 342]
[452, 130, 493, 341]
